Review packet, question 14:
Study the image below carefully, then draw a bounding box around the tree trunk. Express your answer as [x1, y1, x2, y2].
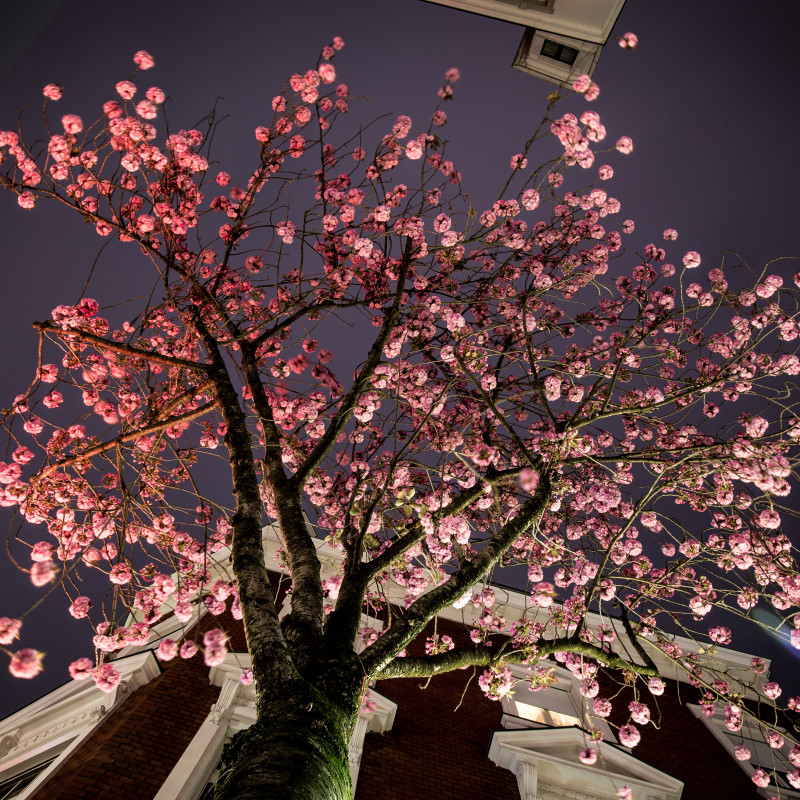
[213, 679, 358, 800]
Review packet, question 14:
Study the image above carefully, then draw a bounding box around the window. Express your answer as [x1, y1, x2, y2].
[0, 759, 55, 800]
[500, 663, 616, 742]
[689, 705, 800, 795]
[515, 702, 580, 728]
[540, 39, 579, 65]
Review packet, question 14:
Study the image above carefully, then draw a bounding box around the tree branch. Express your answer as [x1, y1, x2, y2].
[291, 244, 413, 487]
[359, 472, 551, 677]
[375, 636, 659, 680]
[33, 321, 210, 373]
[37, 396, 219, 479]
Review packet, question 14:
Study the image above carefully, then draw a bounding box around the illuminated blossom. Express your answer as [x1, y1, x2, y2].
[157, 638, 179, 661]
[0, 617, 21, 645]
[69, 597, 92, 619]
[9, 649, 43, 679]
[93, 663, 122, 692]
[682, 251, 701, 269]
[751, 769, 770, 788]
[43, 84, 62, 100]
[116, 80, 137, 100]
[69, 658, 94, 680]
[61, 114, 83, 134]
[17, 191, 35, 209]
[133, 50, 155, 70]
[616, 136, 634, 154]
[180, 640, 199, 659]
[203, 629, 228, 666]
[618, 724, 641, 747]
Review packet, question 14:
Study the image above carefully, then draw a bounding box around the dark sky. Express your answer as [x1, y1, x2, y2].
[1, 0, 798, 718]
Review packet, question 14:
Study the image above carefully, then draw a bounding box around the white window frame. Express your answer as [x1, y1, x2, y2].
[489, 726, 683, 800]
[688, 704, 800, 798]
[500, 663, 616, 744]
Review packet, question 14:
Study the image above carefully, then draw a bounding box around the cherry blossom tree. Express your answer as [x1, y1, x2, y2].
[2, 38, 800, 799]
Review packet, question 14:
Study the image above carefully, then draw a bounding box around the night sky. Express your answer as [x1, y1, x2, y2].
[1, 0, 798, 718]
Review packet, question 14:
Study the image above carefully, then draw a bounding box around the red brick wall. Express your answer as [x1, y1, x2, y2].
[355, 617, 762, 800]
[357, 670, 519, 800]
[30, 609, 248, 800]
[25, 585, 764, 800]
[356, 616, 518, 800]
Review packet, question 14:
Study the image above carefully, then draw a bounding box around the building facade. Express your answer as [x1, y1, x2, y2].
[0, 530, 796, 800]
[424, 0, 627, 86]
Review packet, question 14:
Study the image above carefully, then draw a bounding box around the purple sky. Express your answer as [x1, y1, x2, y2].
[1, 0, 798, 717]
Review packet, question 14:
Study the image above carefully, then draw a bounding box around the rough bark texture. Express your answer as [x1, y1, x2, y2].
[213, 680, 358, 800]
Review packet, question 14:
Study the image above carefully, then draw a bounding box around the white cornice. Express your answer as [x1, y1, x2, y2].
[422, 0, 627, 44]
[489, 727, 683, 800]
[0, 650, 160, 756]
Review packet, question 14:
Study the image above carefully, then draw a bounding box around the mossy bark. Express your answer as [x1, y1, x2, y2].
[213, 685, 357, 800]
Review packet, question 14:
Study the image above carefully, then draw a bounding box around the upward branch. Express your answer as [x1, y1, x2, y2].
[359, 474, 551, 677]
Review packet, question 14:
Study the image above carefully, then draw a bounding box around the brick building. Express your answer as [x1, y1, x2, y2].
[0, 529, 796, 800]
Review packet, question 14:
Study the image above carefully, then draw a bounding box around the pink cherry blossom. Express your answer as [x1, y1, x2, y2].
[9, 649, 43, 678]
[203, 629, 228, 666]
[61, 114, 83, 134]
[17, 191, 35, 209]
[405, 140, 423, 160]
[116, 80, 137, 100]
[43, 84, 62, 100]
[682, 250, 701, 268]
[763, 681, 782, 699]
[751, 769, 770, 788]
[619, 32, 638, 49]
[133, 50, 155, 69]
[69, 597, 92, 619]
[618, 724, 640, 747]
[616, 136, 634, 154]
[0, 617, 21, 644]
[93, 663, 122, 692]
[521, 189, 539, 210]
[157, 638, 179, 661]
[734, 743, 751, 760]
[69, 657, 94, 680]
[318, 63, 336, 84]
[180, 640, 199, 659]
[757, 509, 781, 529]
[478, 665, 513, 699]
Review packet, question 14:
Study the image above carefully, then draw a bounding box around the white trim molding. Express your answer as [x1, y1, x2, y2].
[0, 651, 160, 800]
[489, 727, 683, 800]
[423, 0, 627, 42]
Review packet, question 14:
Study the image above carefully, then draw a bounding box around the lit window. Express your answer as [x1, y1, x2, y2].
[540, 39, 579, 65]
[515, 702, 580, 728]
